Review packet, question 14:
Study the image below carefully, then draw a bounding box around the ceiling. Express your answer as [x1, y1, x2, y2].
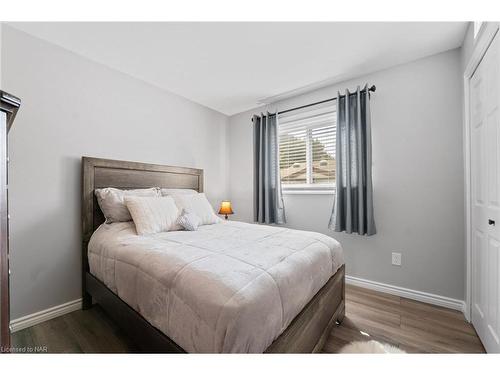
[8, 22, 468, 115]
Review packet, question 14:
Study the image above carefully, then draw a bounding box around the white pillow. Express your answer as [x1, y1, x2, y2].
[177, 209, 201, 231]
[125, 196, 180, 235]
[160, 188, 198, 197]
[172, 193, 221, 226]
[95, 187, 160, 223]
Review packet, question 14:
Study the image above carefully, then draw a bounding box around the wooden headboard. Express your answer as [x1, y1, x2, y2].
[81, 157, 204, 277]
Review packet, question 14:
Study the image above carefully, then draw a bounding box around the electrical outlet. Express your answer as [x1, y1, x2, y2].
[392, 252, 402, 266]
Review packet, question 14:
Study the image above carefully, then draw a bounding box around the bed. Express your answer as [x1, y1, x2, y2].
[82, 157, 345, 353]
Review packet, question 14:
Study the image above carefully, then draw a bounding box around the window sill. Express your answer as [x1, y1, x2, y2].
[282, 189, 335, 195]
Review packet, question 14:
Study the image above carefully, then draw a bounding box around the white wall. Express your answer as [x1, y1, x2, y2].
[228, 49, 465, 300]
[1, 26, 229, 319]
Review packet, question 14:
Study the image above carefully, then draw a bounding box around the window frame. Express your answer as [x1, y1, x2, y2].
[278, 105, 337, 194]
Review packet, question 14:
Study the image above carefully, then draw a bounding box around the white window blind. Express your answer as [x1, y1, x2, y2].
[278, 103, 336, 190]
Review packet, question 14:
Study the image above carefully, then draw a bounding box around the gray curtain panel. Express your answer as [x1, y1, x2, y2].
[329, 85, 376, 235]
[253, 112, 286, 224]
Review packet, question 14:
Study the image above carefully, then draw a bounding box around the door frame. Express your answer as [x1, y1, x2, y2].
[464, 22, 500, 322]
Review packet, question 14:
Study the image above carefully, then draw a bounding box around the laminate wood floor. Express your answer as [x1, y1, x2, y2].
[325, 285, 485, 353]
[11, 285, 485, 353]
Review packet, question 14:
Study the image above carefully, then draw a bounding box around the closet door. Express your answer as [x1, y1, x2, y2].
[470, 30, 500, 353]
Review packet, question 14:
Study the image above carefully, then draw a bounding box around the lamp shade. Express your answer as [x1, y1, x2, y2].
[218, 201, 234, 215]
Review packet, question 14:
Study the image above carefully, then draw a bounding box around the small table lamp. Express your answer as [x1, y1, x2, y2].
[218, 201, 234, 220]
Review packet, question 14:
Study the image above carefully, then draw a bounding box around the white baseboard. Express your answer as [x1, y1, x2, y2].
[346, 275, 466, 313]
[8, 277, 466, 332]
[10, 299, 82, 333]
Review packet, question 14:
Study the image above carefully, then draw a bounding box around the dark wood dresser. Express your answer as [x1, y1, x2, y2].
[0, 91, 20, 353]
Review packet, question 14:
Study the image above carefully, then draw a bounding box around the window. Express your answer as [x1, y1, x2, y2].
[278, 102, 336, 192]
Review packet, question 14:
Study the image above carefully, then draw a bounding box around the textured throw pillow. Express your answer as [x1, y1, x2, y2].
[177, 209, 201, 231]
[95, 187, 160, 223]
[124, 196, 180, 235]
[172, 193, 222, 226]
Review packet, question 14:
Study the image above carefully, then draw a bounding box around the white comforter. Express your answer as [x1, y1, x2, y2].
[88, 220, 344, 353]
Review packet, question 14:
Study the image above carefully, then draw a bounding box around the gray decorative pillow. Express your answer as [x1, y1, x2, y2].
[176, 209, 201, 231]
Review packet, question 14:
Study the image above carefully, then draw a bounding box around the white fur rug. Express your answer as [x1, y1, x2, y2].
[339, 340, 406, 354]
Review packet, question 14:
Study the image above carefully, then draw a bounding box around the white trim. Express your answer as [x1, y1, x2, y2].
[282, 184, 335, 189]
[7, 279, 466, 333]
[282, 183, 335, 192]
[463, 22, 500, 323]
[282, 183, 335, 195]
[282, 190, 334, 195]
[474, 22, 486, 41]
[346, 276, 466, 312]
[9, 299, 82, 333]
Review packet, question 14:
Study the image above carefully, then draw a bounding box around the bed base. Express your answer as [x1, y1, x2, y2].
[85, 265, 345, 353]
[85, 273, 184, 353]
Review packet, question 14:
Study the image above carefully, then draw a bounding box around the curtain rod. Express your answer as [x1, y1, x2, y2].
[252, 85, 376, 120]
